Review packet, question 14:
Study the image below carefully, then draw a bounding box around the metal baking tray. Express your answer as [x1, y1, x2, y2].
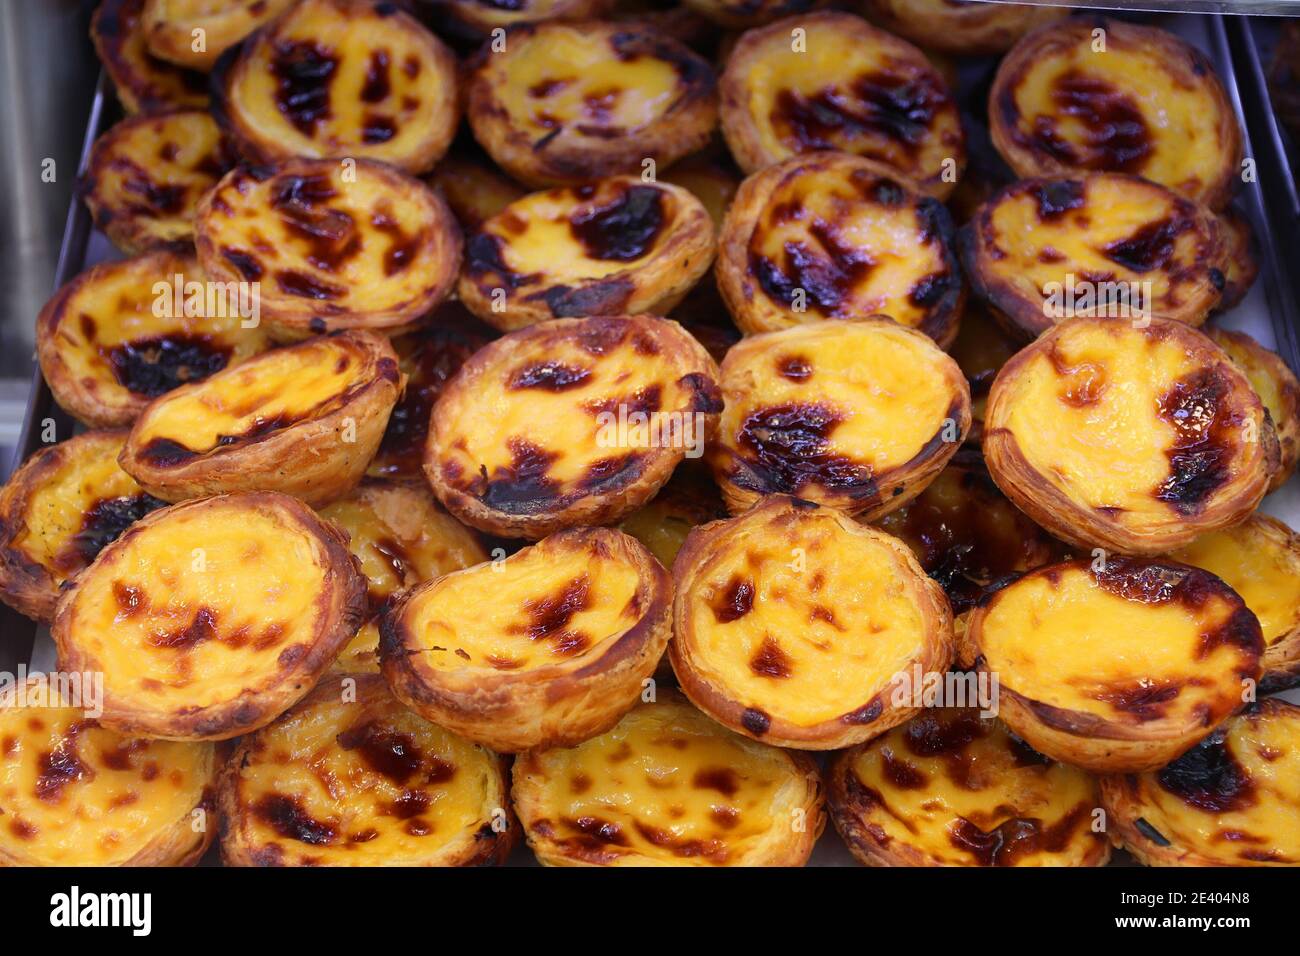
[2, 11, 1298, 867]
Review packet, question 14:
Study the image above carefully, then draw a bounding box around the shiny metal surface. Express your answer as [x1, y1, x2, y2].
[0, 0, 98, 473]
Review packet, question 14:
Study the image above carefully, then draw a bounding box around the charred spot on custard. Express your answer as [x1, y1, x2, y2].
[468, 437, 562, 514]
[1022, 71, 1153, 173]
[513, 575, 592, 657]
[1156, 727, 1256, 812]
[710, 575, 754, 623]
[1103, 209, 1196, 274]
[732, 402, 877, 498]
[748, 636, 793, 679]
[947, 803, 1092, 867]
[254, 792, 338, 846]
[1154, 368, 1237, 514]
[270, 40, 339, 137]
[1034, 180, 1086, 221]
[569, 184, 665, 261]
[106, 334, 234, 398]
[508, 361, 592, 392]
[53, 493, 167, 575]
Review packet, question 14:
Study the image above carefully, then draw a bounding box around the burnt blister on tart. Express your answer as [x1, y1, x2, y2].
[380, 526, 672, 752]
[464, 19, 718, 188]
[990, 18, 1243, 210]
[828, 706, 1108, 867]
[37, 250, 272, 428]
[1169, 514, 1300, 693]
[367, 303, 498, 482]
[1100, 698, 1300, 866]
[717, 152, 964, 342]
[119, 330, 404, 508]
[218, 673, 515, 866]
[511, 688, 825, 866]
[670, 495, 955, 750]
[709, 317, 970, 519]
[962, 174, 1228, 340]
[141, 0, 297, 71]
[874, 449, 1064, 615]
[426, 314, 722, 539]
[81, 109, 236, 254]
[51, 491, 368, 741]
[0, 430, 167, 623]
[92, 0, 210, 114]
[962, 556, 1264, 773]
[862, 0, 1069, 57]
[321, 479, 488, 672]
[719, 12, 965, 198]
[212, 0, 460, 173]
[1206, 325, 1300, 491]
[983, 316, 1278, 555]
[459, 176, 715, 331]
[0, 677, 218, 866]
[195, 158, 462, 337]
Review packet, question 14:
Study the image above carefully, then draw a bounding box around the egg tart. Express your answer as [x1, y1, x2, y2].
[430, 0, 614, 41]
[120, 330, 402, 508]
[464, 20, 718, 188]
[989, 19, 1242, 210]
[195, 159, 461, 337]
[949, 304, 1019, 447]
[219, 673, 514, 866]
[1214, 208, 1259, 312]
[37, 250, 272, 428]
[962, 175, 1227, 340]
[427, 149, 526, 232]
[874, 450, 1062, 615]
[321, 479, 488, 671]
[212, 0, 459, 174]
[962, 557, 1263, 773]
[828, 707, 1108, 867]
[719, 13, 964, 198]
[141, 0, 296, 71]
[1169, 515, 1300, 693]
[426, 314, 721, 539]
[863, 0, 1068, 57]
[618, 461, 726, 568]
[1100, 698, 1300, 866]
[671, 495, 954, 750]
[52, 492, 367, 740]
[92, 0, 209, 114]
[459, 176, 715, 332]
[380, 527, 671, 752]
[1206, 326, 1300, 491]
[0, 677, 217, 867]
[366, 304, 496, 482]
[0, 430, 165, 623]
[512, 688, 824, 866]
[717, 152, 964, 342]
[82, 110, 235, 254]
[709, 318, 970, 519]
[983, 317, 1277, 555]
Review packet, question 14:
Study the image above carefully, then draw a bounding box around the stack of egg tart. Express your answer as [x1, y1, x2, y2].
[1, 0, 1296, 868]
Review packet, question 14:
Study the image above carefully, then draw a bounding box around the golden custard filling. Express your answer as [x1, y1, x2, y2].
[201, 163, 446, 314]
[716, 322, 959, 495]
[483, 26, 685, 142]
[400, 544, 642, 672]
[89, 110, 231, 244]
[684, 510, 930, 726]
[50, 257, 269, 402]
[10, 435, 161, 581]
[998, 32, 1228, 198]
[1122, 703, 1300, 864]
[62, 505, 327, 711]
[998, 321, 1263, 521]
[0, 691, 212, 865]
[737, 19, 960, 188]
[229, 686, 499, 863]
[520, 698, 796, 865]
[467, 179, 691, 286]
[224, 0, 450, 163]
[977, 562, 1259, 729]
[1170, 519, 1300, 652]
[434, 320, 711, 503]
[132, 337, 372, 462]
[744, 164, 959, 329]
[843, 709, 1100, 866]
[980, 177, 1220, 319]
